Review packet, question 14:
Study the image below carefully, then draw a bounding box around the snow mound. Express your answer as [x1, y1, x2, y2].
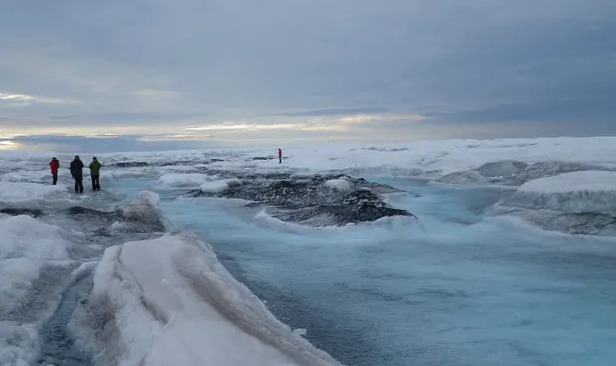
[517, 161, 609, 182]
[519, 171, 616, 194]
[81, 232, 342, 366]
[502, 171, 616, 214]
[323, 178, 354, 191]
[199, 178, 242, 194]
[156, 173, 210, 187]
[0, 215, 69, 261]
[492, 171, 616, 235]
[435, 160, 611, 187]
[0, 182, 67, 202]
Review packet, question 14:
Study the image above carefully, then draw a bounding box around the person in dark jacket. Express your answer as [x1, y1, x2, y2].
[278, 148, 282, 164]
[69, 155, 84, 193]
[89, 157, 102, 191]
[49, 157, 60, 185]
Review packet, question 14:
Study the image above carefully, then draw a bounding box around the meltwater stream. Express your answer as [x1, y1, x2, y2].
[109, 177, 616, 366]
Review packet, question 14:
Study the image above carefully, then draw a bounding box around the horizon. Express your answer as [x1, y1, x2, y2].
[2, 135, 614, 158]
[2, 1, 615, 152]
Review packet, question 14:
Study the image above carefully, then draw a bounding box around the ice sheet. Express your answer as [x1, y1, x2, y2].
[6, 137, 614, 186]
[2, 136, 616, 366]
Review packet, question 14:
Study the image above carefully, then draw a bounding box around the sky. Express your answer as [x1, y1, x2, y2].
[1, 0, 615, 152]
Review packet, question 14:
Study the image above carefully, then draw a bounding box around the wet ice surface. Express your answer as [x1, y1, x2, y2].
[38, 270, 93, 366]
[110, 177, 616, 366]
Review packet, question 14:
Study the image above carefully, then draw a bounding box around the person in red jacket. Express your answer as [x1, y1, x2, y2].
[49, 157, 60, 185]
[278, 148, 282, 164]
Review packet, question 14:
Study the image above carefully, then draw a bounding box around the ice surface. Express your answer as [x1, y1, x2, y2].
[436, 170, 490, 185]
[81, 232, 342, 366]
[114, 190, 166, 233]
[0, 215, 73, 366]
[0, 322, 38, 366]
[0, 215, 69, 261]
[2, 136, 616, 366]
[62, 136, 616, 185]
[0, 182, 68, 202]
[0, 169, 50, 184]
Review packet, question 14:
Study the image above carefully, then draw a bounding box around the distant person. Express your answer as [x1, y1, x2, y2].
[278, 148, 282, 164]
[49, 157, 60, 185]
[89, 157, 102, 191]
[69, 155, 84, 193]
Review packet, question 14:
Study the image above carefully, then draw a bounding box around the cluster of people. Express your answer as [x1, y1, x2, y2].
[49, 155, 103, 193]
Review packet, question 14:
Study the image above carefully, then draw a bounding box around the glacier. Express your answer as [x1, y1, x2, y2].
[0, 136, 616, 365]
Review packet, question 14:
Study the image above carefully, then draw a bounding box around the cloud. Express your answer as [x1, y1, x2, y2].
[130, 89, 179, 98]
[184, 113, 427, 134]
[277, 107, 388, 117]
[7, 134, 220, 153]
[0, 93, 34, 101]
[185, 123, 299, 131]
[0, 92, 80, 107]
[136, 134, 213, 142]
[432, 97, 616, 124]
[0, 0, 615, 151]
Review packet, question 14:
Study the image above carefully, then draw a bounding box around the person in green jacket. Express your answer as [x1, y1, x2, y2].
[89, 157, 102, 191]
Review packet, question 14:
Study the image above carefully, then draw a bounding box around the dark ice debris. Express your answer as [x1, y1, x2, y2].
[0, 207, 46, 217]
[111, 161, 150, 168]
[188, 174, 416, 226]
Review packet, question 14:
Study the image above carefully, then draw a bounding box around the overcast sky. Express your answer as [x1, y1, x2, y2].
[1, 0, 615, 152]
